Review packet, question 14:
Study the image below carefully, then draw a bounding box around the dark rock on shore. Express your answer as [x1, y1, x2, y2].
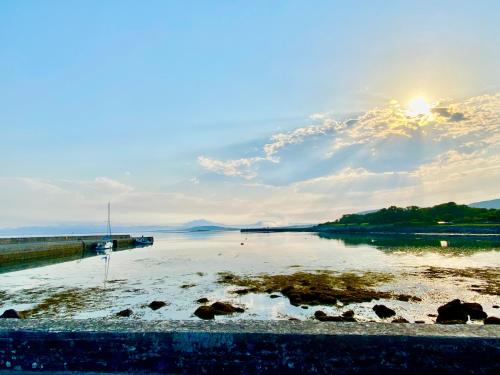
[116, 308, 133, 317]
[392, 317, 409, 323]
[373, 304, 396, 318]
[148, 301, 167, 310]
[233, 289, 250, 295]
[197, 297, 209, 303]
[436, 299, 467, 323]
[436, 299, 487, 323]
[462, 302, 487, 320]
[397, 294, 422, 302]
[269, 294, 280, 299]
[493, 305, 499, 309]
[194, 305, 214, 320]
[211, 302, 244, 314]
[194, 302, 244, 320]
[342, 310, 355, 318]
[314, 310, 356, 322]
[0, 309, 23, 319]
[484, 316, 500, 325]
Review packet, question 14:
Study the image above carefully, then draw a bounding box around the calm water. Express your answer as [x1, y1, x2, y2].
[0, 231, 499, 322]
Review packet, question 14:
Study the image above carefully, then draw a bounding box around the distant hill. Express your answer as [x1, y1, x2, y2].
[0, 219, 266, 236]
[469, 199, 500, 209]
[319, 202, 500, 226]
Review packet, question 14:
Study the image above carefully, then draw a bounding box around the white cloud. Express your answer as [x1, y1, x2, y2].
[2, 93, 499, 227]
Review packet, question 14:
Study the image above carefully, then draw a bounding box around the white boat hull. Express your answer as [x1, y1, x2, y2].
[96, 241, 113, 254]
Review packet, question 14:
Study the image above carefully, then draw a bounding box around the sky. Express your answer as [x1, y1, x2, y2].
[1, 0, 500, 227]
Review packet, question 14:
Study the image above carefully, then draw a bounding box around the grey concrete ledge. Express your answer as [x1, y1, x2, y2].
[0, 320, 499, 374]
[1, 319, 499, 337]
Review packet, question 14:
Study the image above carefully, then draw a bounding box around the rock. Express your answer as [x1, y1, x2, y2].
[392, 317, 409, 323]
[116, 308, 133, 317]
[427, 314, 437, 317]
[397, 294, 422, 302]
[373, 304, 396, 318]
[301, 305, 309, 309]
[148, 301, 167, 310]
[0, 309, 23, 319]
[197, 298, 209, 303]
[493, 305, 499, 309]
[415, 320, 425, 324]
[194, 302, 244, 320]
[314, 310, 327, 319]
[436, 299, 467, 323]
[314, 310, 356, 322]
[194, 306, 215, 320]
[436, 319, 466, 324]
[234, 289, 249, 295]
[436, 299, 487, 323]
[462, 302, 487, 320]
[342, 310, 355, 318]
[269, 294, 280, 299]
[211, 302, 244, 315]
[288, 317, 300, 321]
[484, 316, 500, 325]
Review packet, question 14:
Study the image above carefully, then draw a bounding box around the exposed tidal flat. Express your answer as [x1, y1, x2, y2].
[0, 231, 499, 323]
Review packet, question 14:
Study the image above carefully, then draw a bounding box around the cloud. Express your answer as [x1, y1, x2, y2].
[2, 93, 499, 227]
[197, 118, 343, 179]
[197, 156, 264, 179]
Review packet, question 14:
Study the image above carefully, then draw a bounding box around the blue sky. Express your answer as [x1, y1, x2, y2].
[1, 1, 499, 227]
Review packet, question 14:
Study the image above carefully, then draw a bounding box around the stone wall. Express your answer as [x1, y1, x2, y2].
[0, 320, 498, 373]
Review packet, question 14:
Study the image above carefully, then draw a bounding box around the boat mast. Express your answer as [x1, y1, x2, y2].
[107, 202, 112, 238]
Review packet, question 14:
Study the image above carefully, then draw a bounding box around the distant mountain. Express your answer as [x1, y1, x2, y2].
[186, 226, 239, 232]
[0, 219, 267, 236]
[468, 199, 500, 209]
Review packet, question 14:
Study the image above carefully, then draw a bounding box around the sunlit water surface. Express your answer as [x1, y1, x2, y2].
[0, 231, 498, 323]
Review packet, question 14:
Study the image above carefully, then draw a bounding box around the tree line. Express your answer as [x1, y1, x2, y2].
[321, 202, 500, 226]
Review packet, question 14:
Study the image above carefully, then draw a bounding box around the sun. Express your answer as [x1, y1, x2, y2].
[406, 96, 432, 117]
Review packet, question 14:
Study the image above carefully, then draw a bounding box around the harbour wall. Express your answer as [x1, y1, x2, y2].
[0, 320, 498, 374]
[0, 235, 150, 272]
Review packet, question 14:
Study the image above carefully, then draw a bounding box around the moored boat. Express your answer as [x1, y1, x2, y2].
[96, 203, 113, 254]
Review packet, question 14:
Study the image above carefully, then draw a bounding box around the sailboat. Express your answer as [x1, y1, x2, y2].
[95, 202, 113, 254]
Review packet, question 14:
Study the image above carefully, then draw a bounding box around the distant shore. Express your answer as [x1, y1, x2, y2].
[241, 224, 500, 236]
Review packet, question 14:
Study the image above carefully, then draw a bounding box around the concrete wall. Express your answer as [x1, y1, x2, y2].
[0, 236, 139, 273]
[0, 320, 498, 374]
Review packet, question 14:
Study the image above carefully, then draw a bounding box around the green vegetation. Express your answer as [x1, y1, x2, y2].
[218, 271, 421, 306]
[321, 202, 500, 226]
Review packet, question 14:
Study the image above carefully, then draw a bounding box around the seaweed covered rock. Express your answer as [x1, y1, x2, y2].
[116, 308, 133, 317]
[196, 297, 209, 303]
[211, 302, 244, 314]
[0, 309, 23, 319]
[436, 299, 487, 323]
[194, 302, 244, 320]
[462, 302, 487, 320]
[392, 317, 409, 323]
[314, 310, 356, 322]
[194, 305, 215, 320]
[342, 310, 355, 318]
[217, 271, 402, 307]
[436, 299, 467, 323]
[148, 301, 167, 310]
[373, 304, 396, 318]
[484, 316, 500, 325]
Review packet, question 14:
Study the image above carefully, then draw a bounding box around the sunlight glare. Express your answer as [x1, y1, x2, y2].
[406, 96, 432, 117]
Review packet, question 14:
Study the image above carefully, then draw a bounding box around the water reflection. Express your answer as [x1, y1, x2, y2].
[316, 232, 500, 254]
